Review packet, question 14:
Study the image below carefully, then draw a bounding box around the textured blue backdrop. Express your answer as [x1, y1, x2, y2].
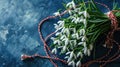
[0, 0, 120, 67]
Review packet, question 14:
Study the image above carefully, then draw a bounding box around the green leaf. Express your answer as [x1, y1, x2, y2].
[88, 19, 108, 23]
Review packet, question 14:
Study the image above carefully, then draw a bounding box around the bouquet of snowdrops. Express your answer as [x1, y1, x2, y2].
[51, 0, 120, 67]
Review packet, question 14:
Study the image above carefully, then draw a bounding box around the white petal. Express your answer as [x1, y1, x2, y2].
[70, 51, 74, 59]
[52, 48, 57, 54]
[58, 46, 63, 48]
[72, 61, 75, 67]
[84, 47, 87, 55]
[64, 56, 69, 59]
[79, 29, 85, 35]
[73, 40, 77, 46]
[77, 52, 81, 57]
[68, 61, 73, 66]
[76, 61, 81, 67]
[78, 42, 83, 45]
[66, 52, 71, 55]
[87, 49, 91, 56]
[79, 12, 84, 15]
[60, 35, 66, 40]
[65, 39, 69, 46]
[89, 44, 93, 50]
[81, 36, 86, 41]
[76, 33, 79, 39]
[67, 56, 72, 63]
[63, 46, 67, 52]
[84, 11, 90, 18]
[53, 12, 60, 16]
[83, 42, 87, 47]
[55, 32, 61, 36]
[83, 19, 87, 27]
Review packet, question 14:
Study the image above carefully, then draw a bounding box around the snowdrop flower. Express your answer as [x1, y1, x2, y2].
[53, 40, 59, 44]
[63, 28, 70, 36]
[69, 28, 76, 33]
[79, 29, 85, 35]
[51, 37, 56, 41]
[54, 24, 62, 31]
[83, 42, 87, 47]
[78, 11, 84, 15]
[78, 42, 84, 45]
[55, 32, 61, 36]
[67, 51, 74, 62]
[81, 36, 86, 41]
[77, 52, 83, 58]
[87, 49, 91, 56]
[58, 46, 63, 49]
[76, 33, 80, 39]
[73, 18, 79, 24]
[54, 21, 64, 31]
[61, 27, 65, 33]
[64, 38, 69, 46]
[52, 48, 57, 54]
[77, 52, 81, 57]
[89, 44, 93, 50]
[72, 33, 79, 39]
[63, 46, 67, 52]
[66, 52, 71, 55]
[73, 28, 76, 33]
[58, 21, 64, 28]
[83, 11, 90, 18]
[74, 8, 81, 12]
[68, 61, 73, 66]
[57, 20, 64, 25]
[79, 18, 85, 23]
[72, 34, 76, 38]
[67, 56, 72, 63]
[68, 61, 75, 67]
[70, 40, 76, 46]
[53, 12, 60, 16]
[60, 35, 66, 40]
[72, 17, 77, 23]
[70, 51, 74, 59]
[72, 61, 75, 67]
[76, 61, 81, 67]
[73, 40, 77, 46]
[83, 19, 87, 27]
[66, 1, 76, 9]
[64, 56, 69, 59]
[83, 47, 88, 55]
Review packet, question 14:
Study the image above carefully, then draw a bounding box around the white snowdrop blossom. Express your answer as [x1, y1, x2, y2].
[79, 29, 85, 35]
[66, 1, 76, 9]
[52, 48, 57, 54]
[63, 46, 67, 52]
[77, 52, 83, 58]
[83, 11, 90, 18]
[83, 47, 88, 55]
[78, 42, 84, 45]
[76, 61, 81, 67]
[54, 20, 64, 31]
[89, 44, 93, 50]
[53, 12, 60, 16]
[87, 49, 91, 56]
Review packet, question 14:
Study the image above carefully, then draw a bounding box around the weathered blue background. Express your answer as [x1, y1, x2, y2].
[0, 0, 120, 67]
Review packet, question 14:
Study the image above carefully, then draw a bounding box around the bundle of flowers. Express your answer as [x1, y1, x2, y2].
[21, 0, 120, 67]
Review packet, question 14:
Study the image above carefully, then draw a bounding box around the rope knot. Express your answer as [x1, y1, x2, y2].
[105, 11, 118, 48]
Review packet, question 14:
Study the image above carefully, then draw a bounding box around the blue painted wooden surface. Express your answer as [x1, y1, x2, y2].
[0, 0, 120, 67]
